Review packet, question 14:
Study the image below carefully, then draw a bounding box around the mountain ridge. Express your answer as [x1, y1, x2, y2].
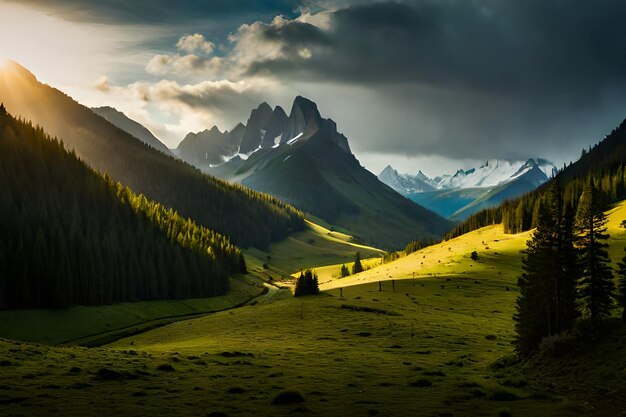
[0, 61, 304, 249]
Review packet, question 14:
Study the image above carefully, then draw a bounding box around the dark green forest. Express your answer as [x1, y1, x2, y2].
[0, 106, 245, 309]
[446, 117, 626, 239]
[0, 63, 305, 249]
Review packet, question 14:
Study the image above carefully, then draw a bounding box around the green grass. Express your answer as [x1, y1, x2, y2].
[246, 219, 384, 274]
[2, 202, 626, 416]
[0, 275, 265, 346]
[0, 277, 600, 417]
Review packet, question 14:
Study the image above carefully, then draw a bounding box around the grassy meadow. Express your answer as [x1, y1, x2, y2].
[2, 203, 626, 416]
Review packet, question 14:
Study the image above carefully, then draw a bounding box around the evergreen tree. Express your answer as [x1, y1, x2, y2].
[575, 183, 615, 323]
[616, 247, 626, 321]
[557, 202, 579, 331]
[294, 269, 319, 297]
[352, 252, 363, 274]
[340, 264, 350, 278]
[514, 202, 560, 355]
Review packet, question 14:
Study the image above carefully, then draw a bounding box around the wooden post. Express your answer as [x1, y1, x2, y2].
[412, 272, 415, 287]
[340, 287, 343, 299]
[392, 280, 395, 292]
[378, 281, 382, 292]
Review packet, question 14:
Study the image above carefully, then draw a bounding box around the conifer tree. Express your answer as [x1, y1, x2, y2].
[352, 252, 363, 274]
[340, 264, 350, 278]
[575, 183, 615, 323]
[294, 269, 319, 297]
[514, 202, 560, 355]
[616, 247, 626, 321]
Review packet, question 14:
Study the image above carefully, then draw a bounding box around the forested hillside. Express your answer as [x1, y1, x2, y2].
[0, 62, 304, 249]
[0, 106, 245, 309]
[447, 117, 626, 239]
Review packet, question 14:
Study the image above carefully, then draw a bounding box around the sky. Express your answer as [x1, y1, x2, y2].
[1, 0, 626, 176]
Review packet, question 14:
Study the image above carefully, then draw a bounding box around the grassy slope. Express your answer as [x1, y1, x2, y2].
[0, 275, 265, 346]
[246, 219, 384, 274]
[320, 199, 626, 291]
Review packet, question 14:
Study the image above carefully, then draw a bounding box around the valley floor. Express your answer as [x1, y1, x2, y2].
[3, 203, 626, 416]
[2, 276, 621, 417]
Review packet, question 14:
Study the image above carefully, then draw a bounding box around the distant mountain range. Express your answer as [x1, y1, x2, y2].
[379, 159, 557, 220]
[176, 96, 451, 249]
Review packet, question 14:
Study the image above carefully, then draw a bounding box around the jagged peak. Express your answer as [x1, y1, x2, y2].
[380, 165, 397, 175]
[257, 101, 272, 112]
[273, 105, 287, 118]
[290, 95, 321, 118]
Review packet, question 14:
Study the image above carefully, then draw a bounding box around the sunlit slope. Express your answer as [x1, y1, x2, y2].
[321, 199, 626, 291]
[321, 225, 532, 290]
[246, 219, 384, 274]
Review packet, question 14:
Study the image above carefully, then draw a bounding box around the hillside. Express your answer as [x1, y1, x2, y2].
[0, 61, 304, 249]
[91, 106, 172, 155]
[320, 198, 626, 290]
[184, 96, 451, 249]
[0, 106, 244, 309]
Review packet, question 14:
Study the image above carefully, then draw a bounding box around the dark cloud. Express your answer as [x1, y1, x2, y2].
[227, 0, 626, 163]
[8, 0, 301, 24]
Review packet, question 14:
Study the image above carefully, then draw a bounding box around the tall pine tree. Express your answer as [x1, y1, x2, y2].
[616, 248, 626, 321]
[514, 202, 559, 355]
[514, 180, 578, 355]
[575, 183, 615, 323]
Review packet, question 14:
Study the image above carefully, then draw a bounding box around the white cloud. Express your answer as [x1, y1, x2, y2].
[176, 33, 215, 54]
[145, 53, 224, 76]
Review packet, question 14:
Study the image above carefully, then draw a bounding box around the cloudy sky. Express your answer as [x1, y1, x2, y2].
[1, 0, 625, 176]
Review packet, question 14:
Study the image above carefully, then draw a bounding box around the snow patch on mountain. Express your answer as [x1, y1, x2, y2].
[379, 158, 557, 195]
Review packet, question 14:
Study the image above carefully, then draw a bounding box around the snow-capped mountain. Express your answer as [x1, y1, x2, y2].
[177, 97, 352, 168]
[380, 159, 557, 195]
[380, 158, 558, 221]
[378, 166, 436, 194]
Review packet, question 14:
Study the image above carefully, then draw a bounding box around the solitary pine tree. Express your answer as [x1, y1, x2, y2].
[294, 269, 319, 297]
[340, 264, 350, 278]
[352, 252, 363, 274]
[617, 248, 626, 321]
[575, 183, 614, 323]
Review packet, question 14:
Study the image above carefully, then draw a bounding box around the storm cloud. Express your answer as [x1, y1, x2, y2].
[13, 0, 626, 173]
[210, 0, 626, 164]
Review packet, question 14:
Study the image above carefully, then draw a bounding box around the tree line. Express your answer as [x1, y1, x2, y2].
[0, 106, 245, 309]
[515, 180, 626, 355]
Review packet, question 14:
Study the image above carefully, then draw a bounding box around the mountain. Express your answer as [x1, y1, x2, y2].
[91, 106, 172, 155]
[380, 159, 556, 195]
[0, 106, 243, 310]
[378, 166, 436, 194]
[381, 159, 557, 220]
[179, 96, 451, 250]
[0, 61, 304, 249]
